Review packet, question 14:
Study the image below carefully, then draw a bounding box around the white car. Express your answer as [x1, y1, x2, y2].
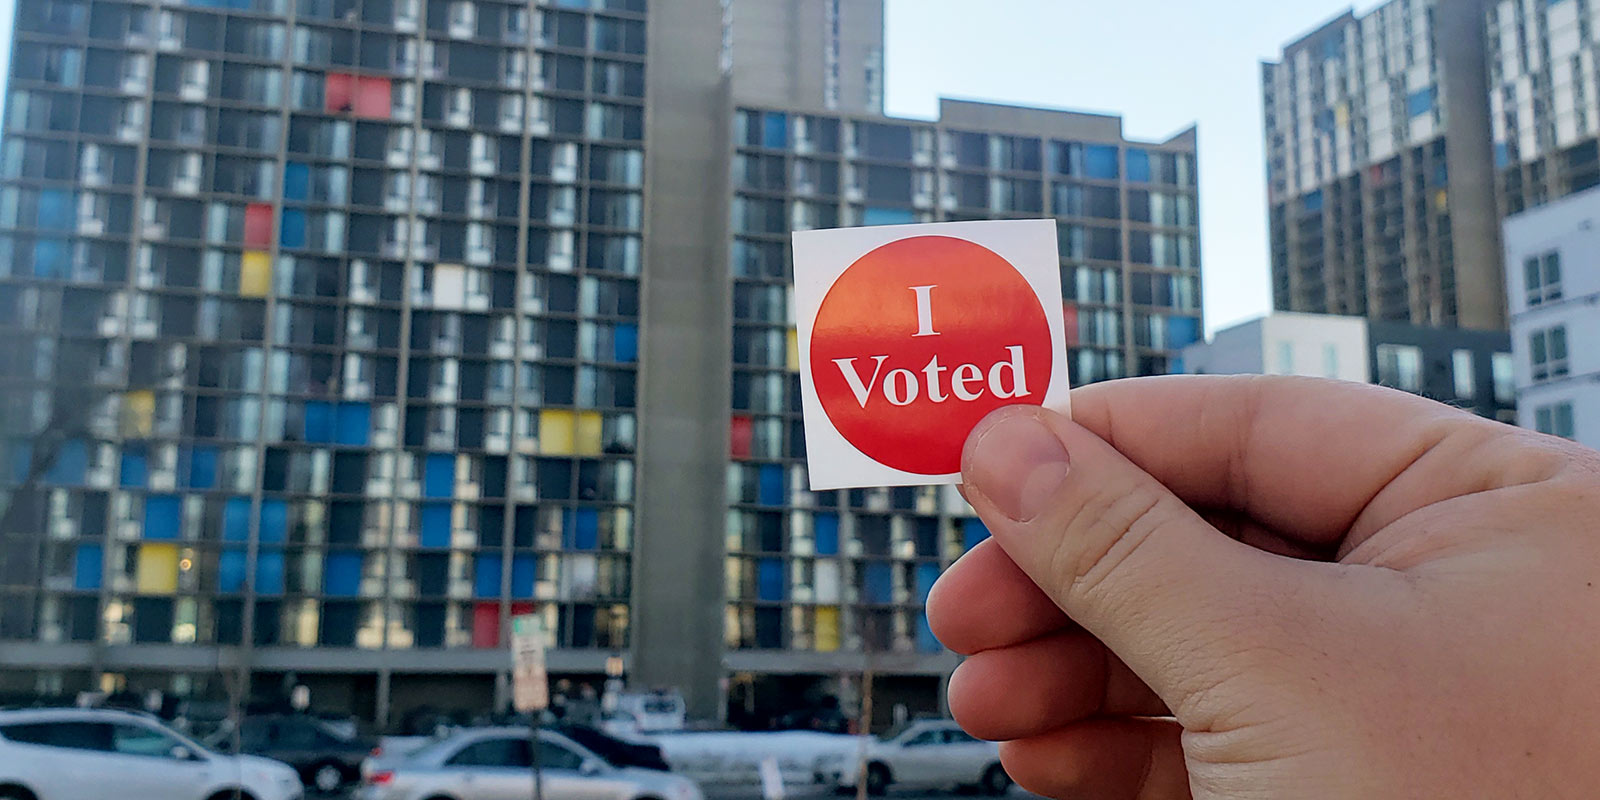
[814, 719, 1010, 796]
[0, 707, 304, 800]
[355, 727, 702, 800]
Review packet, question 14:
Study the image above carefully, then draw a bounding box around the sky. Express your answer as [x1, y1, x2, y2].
[0, 0, 1366, 334]
[884, 0, 1361, 333]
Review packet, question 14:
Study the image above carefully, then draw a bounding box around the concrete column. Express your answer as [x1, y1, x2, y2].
[634, 0, 734, 722]
[375, 669, 391, 732]
[1439, 0, 1509, 331]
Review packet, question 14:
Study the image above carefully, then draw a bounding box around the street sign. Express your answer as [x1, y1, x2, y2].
[511, 614, 549, 713]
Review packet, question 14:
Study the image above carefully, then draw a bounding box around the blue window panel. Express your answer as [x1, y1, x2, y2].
[511, 554, 536, 597]
[1085, 145, 1120, 179]
[336, 403, 370, 446]
[1169, 355, 1186, 375]
[1126, 149, 1152, 183]
[862, 207, 915, 226]
[424, 454, 455, 498]
[74, 544, 103, 590]
[219, 549, 248, 592]
[475, 554, 503, 598]
[762, 112, 788, 149]
[1432, 161, 1448, 187]
[613, 324, 638, 363]
[46, 440, 86, 486]
[757, 464, 784, 506]
[283, 162, 310, 201]
[143, 495, 182, 540]
[420, 503, 452, 548]
[917, 612, 942, 652]
[33, 239, 68, 278]
[1301, 190, 1324, 213]
[304, 401, 335, 443]
[223, 497, 252, 542]
[757, 558, 785, 602]
[7, 442, 31, 485]
[324, 552, 363, 597]
[260, 499, 287, 544]
[280, 208, 307, 248]
[814, 514, 840, 556]
[255, 550, 285, 595]
[185, 446, 218, 490]
[1166, 316, 1200, 350]
[915, 563, 941, 605]
[1314, 109, 1335, 133]
[120, 448, 148, 489]
[865, 563, 893, 604]
[1495, 142, 1511, 168]
[37, 189, 75, 231]
[1407, 87, 1436, 117]
[574, 509, 599, 550]
[963, 518, 990, 551]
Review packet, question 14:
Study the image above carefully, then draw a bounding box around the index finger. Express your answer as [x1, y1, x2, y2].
[1070, 375, 1534, 548]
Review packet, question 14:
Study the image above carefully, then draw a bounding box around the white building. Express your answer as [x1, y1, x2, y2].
[1502, 186, 1600, 448]
[1180, 313, 1370, 381]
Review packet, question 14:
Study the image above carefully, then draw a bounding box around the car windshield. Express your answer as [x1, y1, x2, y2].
[876, 720, 916, 742]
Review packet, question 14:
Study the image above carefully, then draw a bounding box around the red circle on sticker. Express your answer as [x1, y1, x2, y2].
[810, 236, 1053, 476]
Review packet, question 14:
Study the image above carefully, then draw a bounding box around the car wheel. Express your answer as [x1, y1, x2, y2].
[865, 763, 891, 796]
[310, 761, 347, 794]
[981, 764, 1012, 796]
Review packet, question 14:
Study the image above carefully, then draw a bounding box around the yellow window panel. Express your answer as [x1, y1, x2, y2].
[539, 409, 577, 455]
[137, 543, 179, 595]
[1434, 189, 1448, 212]
[575, 411, 603, 456]
[122, 390, 155, 437]
[240, 251, 272, 297]
[815, 606, 841, 652]
[1334, 102, 1350, 127]
[786, 328, 800, 371]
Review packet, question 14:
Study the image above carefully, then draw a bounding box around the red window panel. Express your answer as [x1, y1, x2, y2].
[472, 602, 500, 648]
[730, 415, 753, 458]
[355, 76, 392, 119]
[1062, 303, 1080, 347]
[511, 601, 534, 618]
[243, 203, 274, 248]
[325, 72, 356, 114]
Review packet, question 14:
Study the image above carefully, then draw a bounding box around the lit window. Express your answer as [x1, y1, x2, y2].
[1376, 344, 1423, 393]
[1452, 349, 1475, 400]
[1492, 353, 1515, 403]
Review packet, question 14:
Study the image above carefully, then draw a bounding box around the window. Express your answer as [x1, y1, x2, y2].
[1524, 250, 1562, 306]
[1452, 350, 1476, 400]
[1492, 353, 1515, 403]
[448, 737, 531, 768]
[539, 740, 586, 771]
[1530, 326, 1569, 382]
[0, 721, 112, 751]
[1323, 343, 1339, 378]
[111, 723, 183, 758]
[1276, 341, 1294, 374]
[903, 730, 941, 747]
[1376, 344, 1423, 393]
[1535, 403, 1576, 440]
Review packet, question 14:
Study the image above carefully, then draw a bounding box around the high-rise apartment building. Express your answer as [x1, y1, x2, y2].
[0, 0, 1199, 725]
[1263, 0, 1505, 331]
[722, 99, 1200, 721]
[1487, 0, 1600, 213]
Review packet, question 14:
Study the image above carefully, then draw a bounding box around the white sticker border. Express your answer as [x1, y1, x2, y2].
[792, 219, 1072, 491]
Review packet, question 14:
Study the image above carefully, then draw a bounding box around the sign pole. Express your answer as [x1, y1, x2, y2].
[511, 614, 550, 800]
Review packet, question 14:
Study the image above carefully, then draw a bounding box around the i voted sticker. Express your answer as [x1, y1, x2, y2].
[793, 220, 1071, 490]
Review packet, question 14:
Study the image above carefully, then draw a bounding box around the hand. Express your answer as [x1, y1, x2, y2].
[928, 375, 1600, 798]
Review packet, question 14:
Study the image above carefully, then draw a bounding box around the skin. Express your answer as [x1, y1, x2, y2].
[927, 375, 1600, 799]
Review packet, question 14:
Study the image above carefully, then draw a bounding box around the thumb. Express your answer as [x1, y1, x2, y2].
[960, 404, 1315, 712]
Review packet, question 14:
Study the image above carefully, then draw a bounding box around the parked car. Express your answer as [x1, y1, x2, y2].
[814, 719, 1010, 796]
[208, 713, 379, 794]
[0, 707, 304, 800]
[355, 727, 702, 800]
[614, 690, 687, 733]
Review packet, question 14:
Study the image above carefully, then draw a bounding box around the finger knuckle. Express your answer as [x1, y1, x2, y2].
[1049, 482, 1171, 604]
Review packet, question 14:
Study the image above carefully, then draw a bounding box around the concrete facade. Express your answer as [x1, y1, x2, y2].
[1502, 186, 1600, 448]
[1182, 313, 1371, 382]
[728, 0, 885, 114]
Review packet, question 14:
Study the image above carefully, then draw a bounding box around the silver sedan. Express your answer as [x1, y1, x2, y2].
[355, 727, 703, 800]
